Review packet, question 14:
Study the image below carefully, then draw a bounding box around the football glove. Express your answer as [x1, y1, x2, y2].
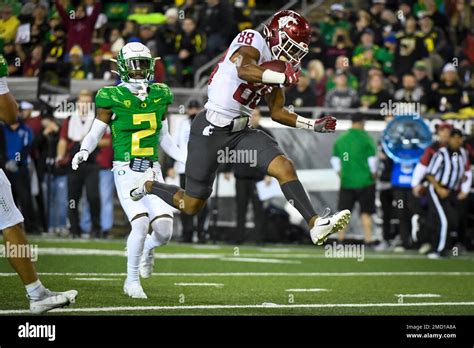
[71, 150, 89, 170]
[314, 116, 337, 133]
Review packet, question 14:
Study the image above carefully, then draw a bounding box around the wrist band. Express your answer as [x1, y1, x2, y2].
[295, 115, 315, 130]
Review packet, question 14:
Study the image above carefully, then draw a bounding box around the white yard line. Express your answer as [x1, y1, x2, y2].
[0, 301, 473, 315]
[174, 282, 224, 288]
[220, 257, 301, 264]
[71, 277, 122, 281]
[285, 288, 329, 292]
[395, 294, 441, 298]
[1, 271, 473, 277]
[25, 247, 474, 260]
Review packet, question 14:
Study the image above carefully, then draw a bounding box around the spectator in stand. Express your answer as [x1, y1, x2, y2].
[324, 70, 359, 109]
[0, 4, 20, 43]
[179, 0, 203, 23]
[69, 45, 87, 80]
[2, 41, 21, 76]
[307, 59, 327, 107]
[449, 0, 472, 57]
[369, 0, 385, 29]
[352, 28, 382, 70]
[121, 20, 138, 42]
[360, 73, 392, 111]
[1, 112, 38, 233]
[139, 24, 157, 56]
[303, 26, 326, 65]
[423, 0, 449, 36]
[79, 130, 114, 238]
[199, 0, 233, 56]
[44, 24, 66, 63]
[174, 17, 206, 87]
[432, 63, 464, 113]
[88, 51, 111, 80]
[103, 28, 125, 57]
[326, 55, 358, 92]
[56, 90, 101, 238]
[394, 16, 428, 81]
[394, 1, 413, 32]
[54, 0, 102, 67]
[375, 115, 396, 251]
[286, 69, 315, 108]
[394, 73, 427, 111]
[325, 27, 353, 70]
[378, 33, 396, 76]
[37, 113, 68, 237]
[331, 113, 377, 245]
[417, 13, 447, 74]
[320, 3, 350, 46]
[350, 10, 372, 46]
[156, 8, 180, 67]
[22, 45, 42, 77]
[413, 60, 432, 96]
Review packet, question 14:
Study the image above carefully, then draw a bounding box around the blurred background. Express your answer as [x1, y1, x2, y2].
[0, 0, 473, 253]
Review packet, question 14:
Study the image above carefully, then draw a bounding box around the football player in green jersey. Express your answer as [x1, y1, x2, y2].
[72, 43, 186, 299]
[0, 55, 78, 313]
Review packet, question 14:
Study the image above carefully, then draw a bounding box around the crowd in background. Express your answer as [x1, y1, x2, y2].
[0, 0, 473, 251]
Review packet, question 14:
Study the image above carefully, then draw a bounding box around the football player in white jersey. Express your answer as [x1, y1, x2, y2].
[0, 55, 77, 314]
[132, 10, 351, 246]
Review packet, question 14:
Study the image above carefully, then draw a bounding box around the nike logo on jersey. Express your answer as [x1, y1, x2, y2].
[153, 98, 162, 103]
[203, 125, 215, 136]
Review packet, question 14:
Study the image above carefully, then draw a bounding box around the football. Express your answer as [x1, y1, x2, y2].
[260, 59, 287, 73]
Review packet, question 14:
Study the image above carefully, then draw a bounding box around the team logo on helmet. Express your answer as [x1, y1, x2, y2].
[278, 16, 298, 29]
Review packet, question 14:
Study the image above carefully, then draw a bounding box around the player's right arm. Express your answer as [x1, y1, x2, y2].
[71, 103, 112, 170]
[230, 36, 298, 85]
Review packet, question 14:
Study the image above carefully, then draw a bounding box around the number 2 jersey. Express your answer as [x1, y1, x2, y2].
[95, 83, 173, 162]
[205, 29, 273, 125]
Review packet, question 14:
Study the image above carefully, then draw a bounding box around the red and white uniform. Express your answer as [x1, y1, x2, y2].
[205, 29, 273, 126]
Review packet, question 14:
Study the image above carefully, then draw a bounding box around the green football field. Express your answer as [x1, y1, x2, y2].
[1, 238, 473, 315]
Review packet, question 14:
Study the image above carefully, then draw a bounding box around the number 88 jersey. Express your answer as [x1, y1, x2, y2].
[205, 29, 273, 123]
[95, 83, 173, 162]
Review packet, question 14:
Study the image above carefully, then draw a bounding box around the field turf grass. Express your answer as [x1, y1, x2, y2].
[0, 238, 473, 315]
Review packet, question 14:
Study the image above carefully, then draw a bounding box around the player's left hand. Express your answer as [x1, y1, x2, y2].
[314, 115, 337, 133]
[72, 150, 89, 170]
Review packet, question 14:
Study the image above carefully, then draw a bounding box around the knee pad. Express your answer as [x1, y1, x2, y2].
[151, 217, 173, 245]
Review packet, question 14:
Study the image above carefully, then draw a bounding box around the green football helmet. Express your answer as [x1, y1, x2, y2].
[111, 42, 158, 83]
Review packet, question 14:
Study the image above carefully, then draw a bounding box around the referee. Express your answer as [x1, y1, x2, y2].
[425, 128, 472, 258]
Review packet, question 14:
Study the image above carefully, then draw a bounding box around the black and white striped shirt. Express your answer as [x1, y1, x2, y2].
[426, 147, 470, 190]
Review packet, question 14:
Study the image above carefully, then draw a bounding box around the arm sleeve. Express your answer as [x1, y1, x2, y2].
[411, 162, 427, 187]
[80, 118, 108, 153]
[330, 156, 341, 172]
[54, 0, 70, 29]
[159, 119, 186, 163]
[368, 156, 377, 175]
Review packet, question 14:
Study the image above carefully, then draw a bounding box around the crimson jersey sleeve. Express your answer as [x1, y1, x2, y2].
[419, 146, 436, 166]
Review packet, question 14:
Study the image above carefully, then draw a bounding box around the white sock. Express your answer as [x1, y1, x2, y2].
[0, 77, 9, 95]
[25, 279, 47, 300]
[144, 218, 173, 253]
[126, 217, 149, 283]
